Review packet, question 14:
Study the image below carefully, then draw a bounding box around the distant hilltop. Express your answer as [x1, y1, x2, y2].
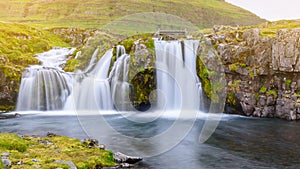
[0, 0, 265, 29]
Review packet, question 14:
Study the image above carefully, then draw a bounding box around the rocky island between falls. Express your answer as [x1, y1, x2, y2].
[1, 20, 300, 120]
[0, 132, 142, 169]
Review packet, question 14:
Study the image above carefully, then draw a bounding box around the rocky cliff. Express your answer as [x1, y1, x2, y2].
[203, 23, 300, 120]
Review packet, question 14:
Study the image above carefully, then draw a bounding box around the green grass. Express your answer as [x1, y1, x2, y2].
[258, 20, 300, 38]
[0, 0, 265, 32]
[0, 133, 115, 169]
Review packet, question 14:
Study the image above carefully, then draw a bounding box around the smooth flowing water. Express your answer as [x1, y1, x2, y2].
[155, 40, 201, 111]
[16, 48, 74, 111]
[1, 112, 300, 169]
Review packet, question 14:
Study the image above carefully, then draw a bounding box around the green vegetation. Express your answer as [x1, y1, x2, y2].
[229, 63, 239, 71]
[285, 79, 292, 87]
[197, 58, 212, 99]
[0, 0, 264, 31]
[0, 133, 115, 169]
[0, 160, 3, 169]
[293, 93, 300, 98]
[259, 86, 267, 94]
[266, 90, 278, 99]
[258, 20, 300, 38]
[227, 92, 237, 106]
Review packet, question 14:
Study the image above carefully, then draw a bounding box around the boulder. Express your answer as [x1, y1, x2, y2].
[113, 152, 142, 164]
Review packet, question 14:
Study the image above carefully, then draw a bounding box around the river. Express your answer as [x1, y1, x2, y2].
[0, 111, 299, 169]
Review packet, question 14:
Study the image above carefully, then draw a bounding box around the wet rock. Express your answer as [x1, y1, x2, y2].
[266, 95, 275, 106]
[258, 95, 266, 107]
[241, 102, 254, 116]
[47, 132, 57, 137]
[262, 106, 275, 118]
[113, 152, 142, 164]
[0, 113, 21, 119]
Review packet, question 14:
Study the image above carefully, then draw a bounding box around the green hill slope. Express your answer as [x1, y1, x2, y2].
[0, 0, 265, 29]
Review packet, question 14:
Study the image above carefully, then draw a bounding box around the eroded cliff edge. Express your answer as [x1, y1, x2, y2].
[205, 25, 300, 120]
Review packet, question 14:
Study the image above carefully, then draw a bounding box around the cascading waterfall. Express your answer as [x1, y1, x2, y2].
[109, 53, 131, 111]
[116, 45, 126, 59]
[16, 48, 75, 111]
[64, 49, 114, 110]
[154, 40, 202, 110]
[16, 39, 204, 112]
[183, 40, 204, 109]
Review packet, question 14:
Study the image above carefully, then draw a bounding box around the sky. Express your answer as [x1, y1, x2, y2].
[225, 0, 300, 21]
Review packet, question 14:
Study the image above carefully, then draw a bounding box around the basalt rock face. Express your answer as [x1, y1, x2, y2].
[207, 27, 300, 120]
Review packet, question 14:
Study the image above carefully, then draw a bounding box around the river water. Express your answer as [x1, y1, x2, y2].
[0, 111, 300, 169]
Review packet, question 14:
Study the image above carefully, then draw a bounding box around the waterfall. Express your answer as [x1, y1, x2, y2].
[84, 48, 99, 73]
[16, 48, 74, 111]
[64, 49, 114, 110]
[16, 40, 203, 112]
[116, 45, 126, 59]
[109, 53, 131, 111]
[183, 40, 204, 109]
[154, 40, 201, 110]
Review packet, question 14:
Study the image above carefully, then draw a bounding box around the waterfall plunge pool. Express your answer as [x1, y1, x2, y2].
[1, 111, 300, 169]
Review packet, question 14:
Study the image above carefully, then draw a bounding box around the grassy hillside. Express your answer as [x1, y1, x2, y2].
[0, 0, 265, 30]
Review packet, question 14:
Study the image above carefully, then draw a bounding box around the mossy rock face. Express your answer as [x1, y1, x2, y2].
[130, 68, 156, 111]
[110, 33, 156, 109]
[196, 41, 226, 104]
[0, 133, 115, 169]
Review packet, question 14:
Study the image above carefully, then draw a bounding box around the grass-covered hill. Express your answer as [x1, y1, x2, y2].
[0, 0, 265, 29]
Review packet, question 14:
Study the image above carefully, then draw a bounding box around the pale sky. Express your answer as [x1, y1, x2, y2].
[225, 0, 300, 21]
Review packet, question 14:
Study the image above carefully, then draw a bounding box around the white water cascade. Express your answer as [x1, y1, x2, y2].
[64, 49, 114, 110]
[155, 40, 202, 110]
[109, 53, 131, 111]
[16, 40, 204, 112]
[16, 48, 75, 111]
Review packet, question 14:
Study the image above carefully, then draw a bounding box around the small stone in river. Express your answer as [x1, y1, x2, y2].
[113, 152, 142, 164]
